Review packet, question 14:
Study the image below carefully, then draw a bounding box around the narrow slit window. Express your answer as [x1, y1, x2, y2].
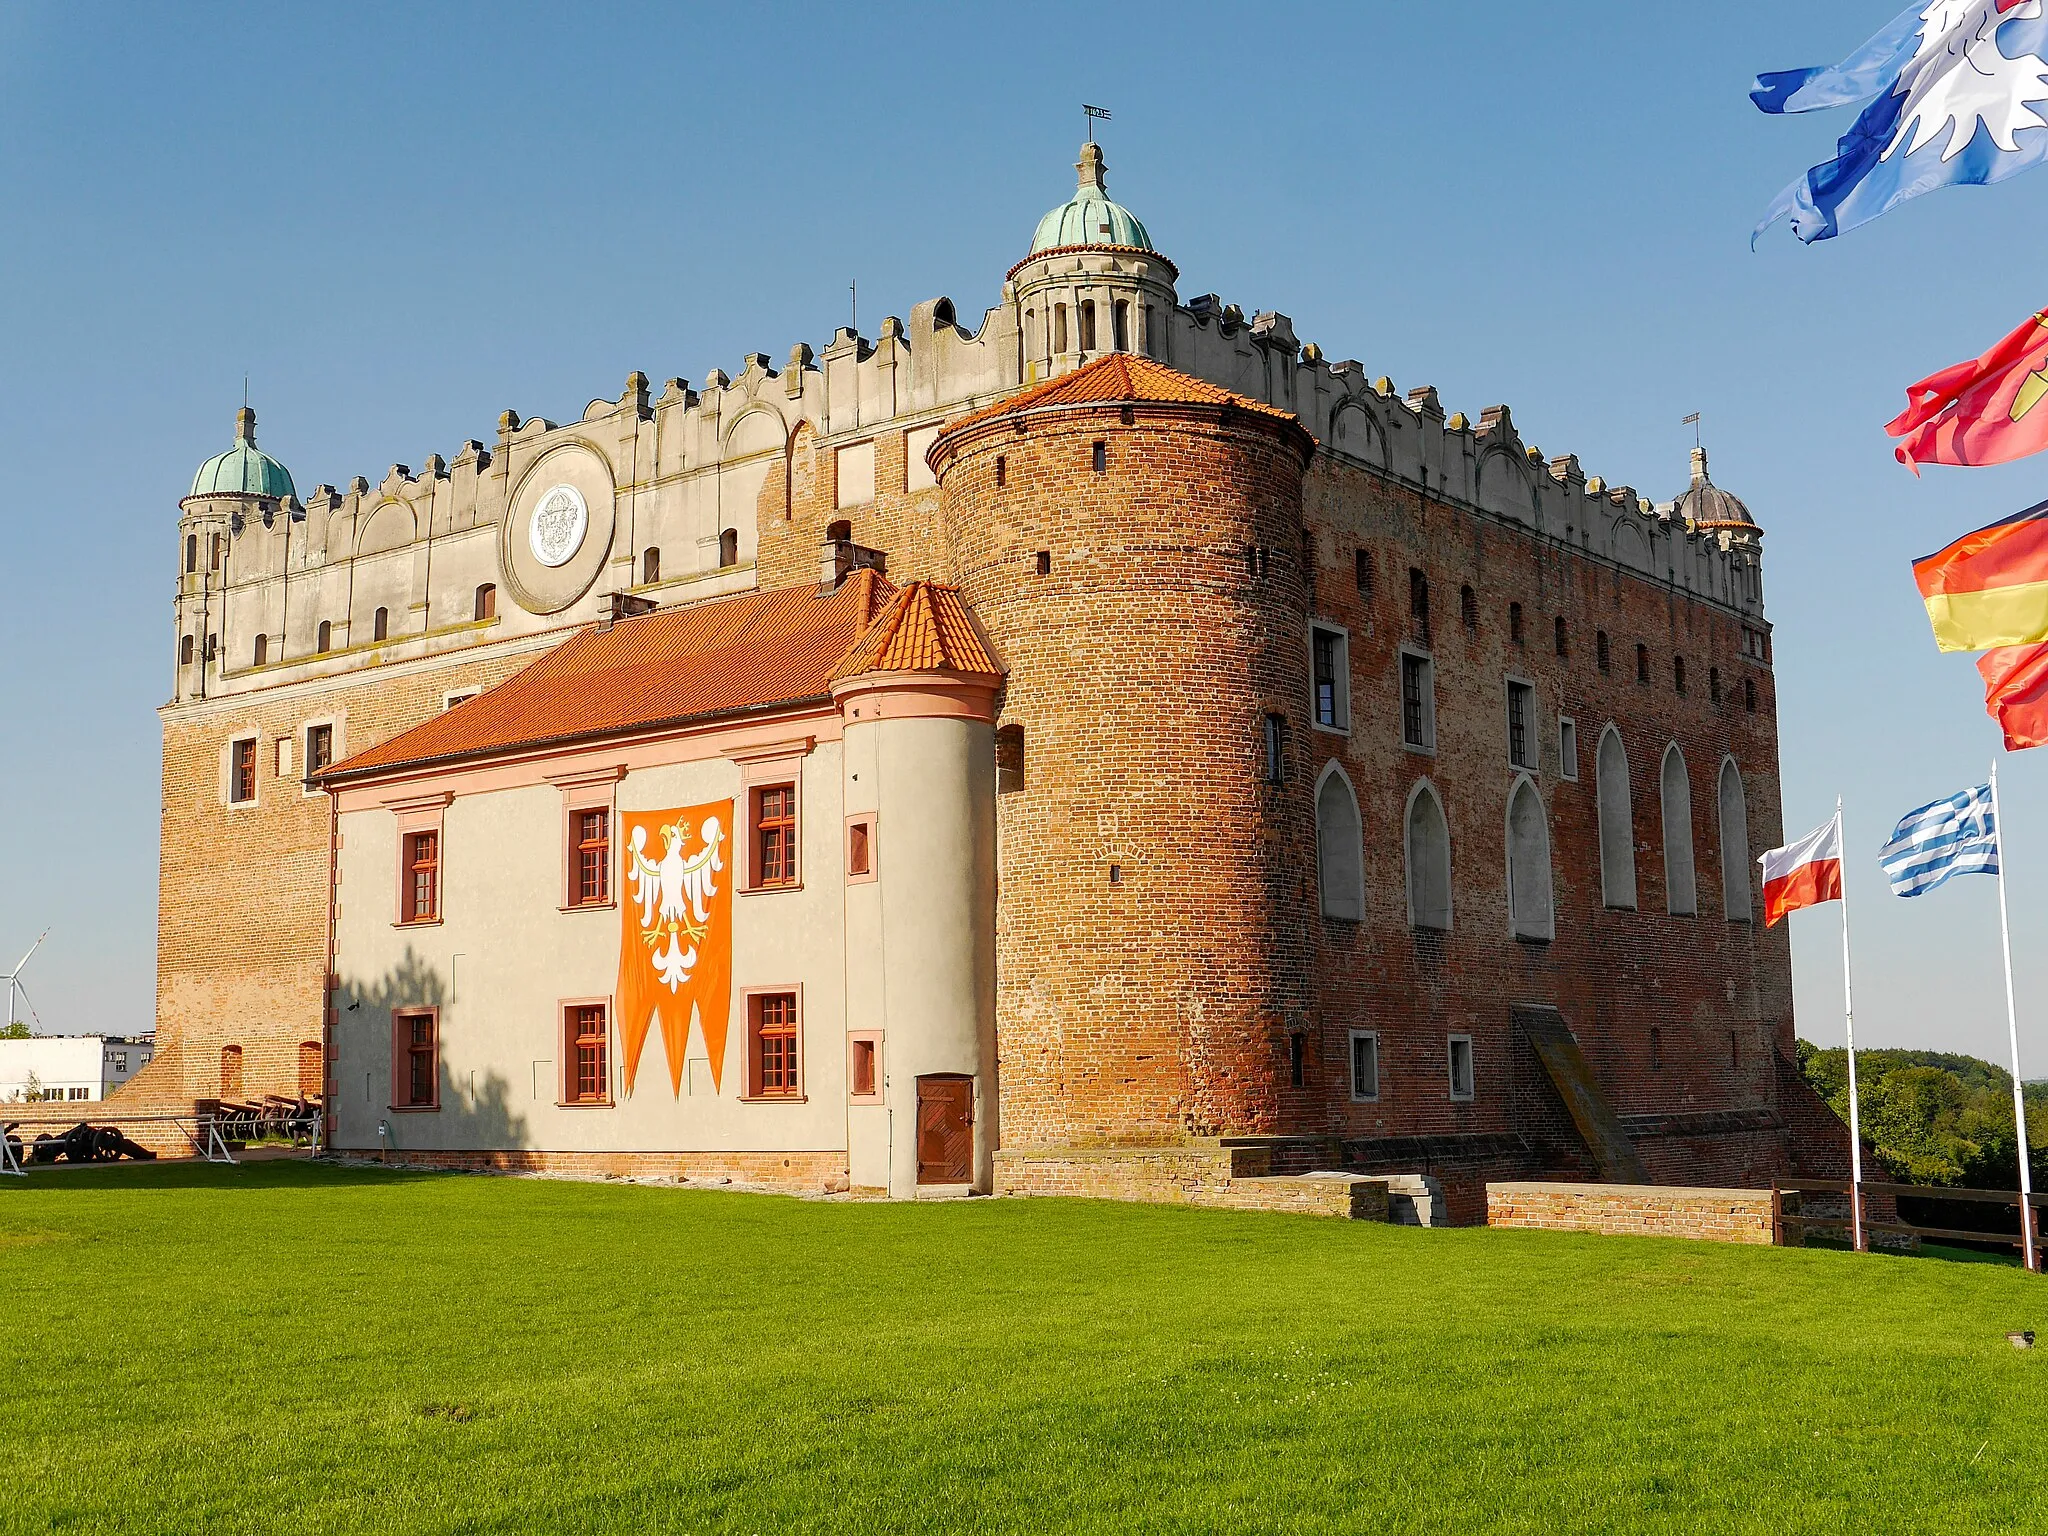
[230, 738, 256, 804]
[1349, 1032, 1379, 1102]
[474, 584, 496, 621]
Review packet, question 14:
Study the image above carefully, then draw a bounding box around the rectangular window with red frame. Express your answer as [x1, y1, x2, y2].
[565, 1003, 609, 1103]
[402, 830, 440, 922]
[753, 784, 798, 888]
[572, 808, 610, 906]
[230, 738, 256, 804]
[395, 1010, 437, 1108]
[751, 992, 800, 1096]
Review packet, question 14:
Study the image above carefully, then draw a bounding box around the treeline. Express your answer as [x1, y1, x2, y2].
[1798, 1040, 2048, 1189]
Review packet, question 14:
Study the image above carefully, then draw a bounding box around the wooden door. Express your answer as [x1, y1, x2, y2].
[915, 1076, 974, 1185]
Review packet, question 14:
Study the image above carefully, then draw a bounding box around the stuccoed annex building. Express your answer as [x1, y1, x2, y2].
[131, 143, 1848, 1215]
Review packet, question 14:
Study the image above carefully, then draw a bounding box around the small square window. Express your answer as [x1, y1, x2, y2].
[1448, 1036, 1474, 1101]
[1400, 651, 1435, 751]
[1559, 716, 1579, 781]
[1349, 1031, 1379, 1103]
[1091, 440, 1107, 474]
[1506, 681, 1536, 770]
[1035, 550, 1051, 576]
[849, 1034, 883, 1104]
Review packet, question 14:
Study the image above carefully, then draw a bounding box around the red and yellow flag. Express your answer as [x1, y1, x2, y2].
[1913, 502, 2048, 652]
[1979, 644, 2048, 751]
[617, 801, 732, 1097]
[1887, 309, 2048, 474]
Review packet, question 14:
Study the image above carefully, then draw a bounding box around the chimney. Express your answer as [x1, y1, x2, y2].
[819, 531, 888, 592]
[1690, 445, 1709, 487]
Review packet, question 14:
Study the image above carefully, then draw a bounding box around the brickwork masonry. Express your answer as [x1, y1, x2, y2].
[1486, 1181, 1774, 1244]
[996, 1143, 1389, 1219]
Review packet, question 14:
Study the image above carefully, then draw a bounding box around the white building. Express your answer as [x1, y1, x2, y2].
[0, 1035, 155, 1104]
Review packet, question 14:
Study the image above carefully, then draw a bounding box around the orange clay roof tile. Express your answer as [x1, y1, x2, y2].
[326, 570, 902, 781]
[831, 581, 1003, 680]
[938, 352, 1302, 440]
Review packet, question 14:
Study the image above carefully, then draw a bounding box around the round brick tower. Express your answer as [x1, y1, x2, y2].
[928, 354, 1317, 1150]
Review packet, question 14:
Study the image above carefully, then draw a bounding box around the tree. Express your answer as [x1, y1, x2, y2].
[1798, 1042, 2047, 1189]
[0, 1021, 30, 1039]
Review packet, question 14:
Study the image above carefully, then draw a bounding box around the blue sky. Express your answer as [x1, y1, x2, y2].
[2, 1, 2045, 1066]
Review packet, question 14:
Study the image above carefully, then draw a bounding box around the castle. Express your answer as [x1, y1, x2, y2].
[138, 143, 1843, 1214]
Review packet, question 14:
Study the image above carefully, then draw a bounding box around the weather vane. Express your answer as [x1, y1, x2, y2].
[1084, 104, 1111, 142]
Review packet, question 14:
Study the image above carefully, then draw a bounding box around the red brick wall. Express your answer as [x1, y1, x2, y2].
[1290, 458, 1791, 1157]
[936, 403, 1317, 1147]
[1486, 1180, 1776, 1244]
[143, 649, 536, 1108]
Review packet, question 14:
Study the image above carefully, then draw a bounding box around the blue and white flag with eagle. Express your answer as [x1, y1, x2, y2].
[1753, 2, 2048, 244]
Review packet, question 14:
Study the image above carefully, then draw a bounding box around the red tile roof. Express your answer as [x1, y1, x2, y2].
[325, 570, 896, 781]
[832, 581, 1003, 681]
[938, 352, 1302, 440]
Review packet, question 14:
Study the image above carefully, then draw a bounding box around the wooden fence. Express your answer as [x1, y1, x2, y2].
[1774, 1178, 2047, 1264]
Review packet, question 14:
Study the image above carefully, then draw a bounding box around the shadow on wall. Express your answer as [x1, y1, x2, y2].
[337, 948, 531, 1154]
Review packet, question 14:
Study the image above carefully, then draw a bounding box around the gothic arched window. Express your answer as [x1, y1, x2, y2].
[1316, 765, 1364, 922]
[1405, 781, 1452, 931]
[1661, 744, 1697, 916]
[1597, 725, 1636, 910]
[1719, 758, 1752, 922]
[1507, 777, 1554, 941]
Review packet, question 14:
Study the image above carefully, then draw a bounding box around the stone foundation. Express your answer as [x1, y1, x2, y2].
[995, 1142, 1389, 1219]
[1485, 1181, 1774, 1245]
[330, 1146, 848, 1194]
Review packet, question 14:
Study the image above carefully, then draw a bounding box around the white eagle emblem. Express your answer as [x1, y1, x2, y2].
[1887, 1, 2048, 164]
[628, 817, 725, 990]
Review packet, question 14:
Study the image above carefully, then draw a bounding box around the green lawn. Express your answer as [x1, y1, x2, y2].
[3, 1162, 2044, 1534]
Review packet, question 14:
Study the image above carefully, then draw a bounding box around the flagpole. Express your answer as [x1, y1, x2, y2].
[1838, 798, 1867, 1255]
[1990, 762, 2039, 1274]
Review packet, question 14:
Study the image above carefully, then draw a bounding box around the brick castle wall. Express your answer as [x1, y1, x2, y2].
[1486, 1181, 1776, 1245]
[139, 647, 536, 1108]
[934, 401, 1317, 1147]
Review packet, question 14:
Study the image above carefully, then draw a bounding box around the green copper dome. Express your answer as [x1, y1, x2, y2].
[1029, 142, 1154, 255]
[190, 407, 296, 501]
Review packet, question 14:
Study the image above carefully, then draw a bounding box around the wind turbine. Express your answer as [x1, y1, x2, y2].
[4, 931, 48, 1031]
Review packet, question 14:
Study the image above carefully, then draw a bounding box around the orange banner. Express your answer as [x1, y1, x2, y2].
[618, 801, 732, 1096]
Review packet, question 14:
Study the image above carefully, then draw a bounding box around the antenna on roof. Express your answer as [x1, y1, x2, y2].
[850, 279, 857, 336]
[1084, 104, 1112, 142]
[1682, 411, 1701, 450]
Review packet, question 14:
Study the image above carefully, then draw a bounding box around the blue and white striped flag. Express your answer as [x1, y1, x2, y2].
[1880, 784, 2000, 898]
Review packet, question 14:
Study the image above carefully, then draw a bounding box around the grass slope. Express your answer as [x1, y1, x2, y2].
[3, 1162, 2044, 1534]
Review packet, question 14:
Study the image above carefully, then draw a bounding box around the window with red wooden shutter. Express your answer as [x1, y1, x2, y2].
[572, 809, 610, 906]
[402, 831, 440, 923]
[847, 819, 871, 878]
[230, 738, 256, 804]
[753, 785, 797, 888]
[565, 1004, 609, 1103]
[751, 993, 800, 1097]
[851, 1037, 877, 1098]
[395, 1011, 436, 1108]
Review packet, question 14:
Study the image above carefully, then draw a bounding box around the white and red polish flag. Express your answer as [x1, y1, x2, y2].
[1757, 814, 1844, 928]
